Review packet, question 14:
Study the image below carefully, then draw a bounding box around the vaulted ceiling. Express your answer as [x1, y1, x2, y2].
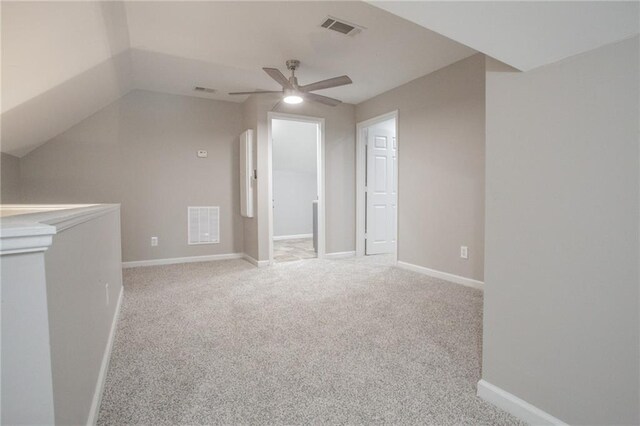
[2, 1, 638, 158]
[2, 1, 134, 157]
[124, 1, 476, 104]
[369, 1, 639, 72]
[1, 1, 475, 157]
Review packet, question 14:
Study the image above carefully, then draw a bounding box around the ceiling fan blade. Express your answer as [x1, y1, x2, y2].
[228, 90, 281, 95]
[301, 75, 352, 92]
[262, 67, 292, 89]
[304, 92, 342, 107]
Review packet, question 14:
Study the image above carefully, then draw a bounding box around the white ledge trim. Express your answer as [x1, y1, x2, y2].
[42, 204, 120, 232]
[1, 204, 120, 255]
[0, 224, 56, 255]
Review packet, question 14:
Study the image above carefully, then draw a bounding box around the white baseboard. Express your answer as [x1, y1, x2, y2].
[324, 251, 356, 259]
[242, 254, 270, 268]
[396, 261, 484, 290]
[122, 253, 244, 268]
[477, 379, 567, 425]
[273, 234, 313, 241]
[87, 286, 123, 425]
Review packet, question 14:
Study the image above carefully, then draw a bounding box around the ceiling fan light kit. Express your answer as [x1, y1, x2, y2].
[229, 59, 352, 107]
[283, 88, 303, 104]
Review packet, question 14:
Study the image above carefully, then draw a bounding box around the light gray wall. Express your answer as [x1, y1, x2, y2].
[1, 152, 21, 203]
[1, 252, 55, 424]
[272, 119, 317, 237]
[356, 54, 486, 281]
[483, 36, 639, 424]
[273, 170, 316, 237]
[45, 208, 123, 424]
[19, 90, 244, 262]
[244, 95, 356, 260]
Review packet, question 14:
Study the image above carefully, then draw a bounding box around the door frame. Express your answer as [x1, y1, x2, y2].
[267, 112, 326, 264]
[356, 110, 399, 258]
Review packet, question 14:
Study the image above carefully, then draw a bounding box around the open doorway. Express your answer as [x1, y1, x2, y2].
[268, 113, 325, 263]
[356, 111, 398, 259]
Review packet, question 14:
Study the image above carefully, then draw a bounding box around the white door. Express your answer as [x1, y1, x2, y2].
[365, 126, 397, 255]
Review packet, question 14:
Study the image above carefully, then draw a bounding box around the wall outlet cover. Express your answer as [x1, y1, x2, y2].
[460, 246, 468, 259]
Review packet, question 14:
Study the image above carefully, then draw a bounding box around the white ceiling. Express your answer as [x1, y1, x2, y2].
[4, 1, 638, 157]
[1, 1, 133, 157]
[1, 1, 131, 113]
[1, 1, 476, 157]
[124, 1, 475, 104]
[370, 1, 640, 72]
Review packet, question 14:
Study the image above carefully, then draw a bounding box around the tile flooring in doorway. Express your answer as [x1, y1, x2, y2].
[273, 238, 316, 263]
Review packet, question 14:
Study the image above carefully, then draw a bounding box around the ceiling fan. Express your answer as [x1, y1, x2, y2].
[229, 59, 352, 106]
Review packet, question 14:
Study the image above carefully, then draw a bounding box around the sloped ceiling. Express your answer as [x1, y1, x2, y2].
[369, 1, 640, 72]
[4, 1, 638, 158]
[1, 1, 131, 113]
[1, 1, 475, 157]
[1, 1, 133, 157]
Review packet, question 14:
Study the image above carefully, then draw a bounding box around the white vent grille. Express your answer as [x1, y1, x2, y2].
[188, 206, 220, 245]
[320, 16, 364, 36]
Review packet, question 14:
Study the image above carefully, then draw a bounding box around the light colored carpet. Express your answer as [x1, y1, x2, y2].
[273, 238, 316, 263]
[97, 256, 522, 425]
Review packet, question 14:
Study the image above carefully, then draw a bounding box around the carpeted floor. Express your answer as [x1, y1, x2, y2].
[97, 256, 522, 425]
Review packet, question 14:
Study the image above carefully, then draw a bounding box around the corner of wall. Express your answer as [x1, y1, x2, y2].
[1, 152, 23, 204]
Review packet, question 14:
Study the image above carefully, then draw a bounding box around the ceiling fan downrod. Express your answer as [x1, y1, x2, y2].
[286, 59, 300, 88]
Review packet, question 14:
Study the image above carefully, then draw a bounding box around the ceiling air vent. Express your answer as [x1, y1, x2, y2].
[320, 16, 364, 36]
[194, 86, 216, 93]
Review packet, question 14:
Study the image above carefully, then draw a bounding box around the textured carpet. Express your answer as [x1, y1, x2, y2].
[97, 256, 522, 425]
[273, 238, 316, 263]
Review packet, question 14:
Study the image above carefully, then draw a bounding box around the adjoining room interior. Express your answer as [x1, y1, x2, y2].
[1, 1, 638, 425]
[271, 117, 320, 263]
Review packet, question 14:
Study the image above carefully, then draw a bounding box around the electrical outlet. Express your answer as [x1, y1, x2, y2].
[460, 246, 468, 259]
[151, 236, 158, 247]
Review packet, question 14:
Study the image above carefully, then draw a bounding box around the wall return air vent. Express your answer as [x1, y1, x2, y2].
[188, 206, 220, 245]
[320, 16, 364, 36]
